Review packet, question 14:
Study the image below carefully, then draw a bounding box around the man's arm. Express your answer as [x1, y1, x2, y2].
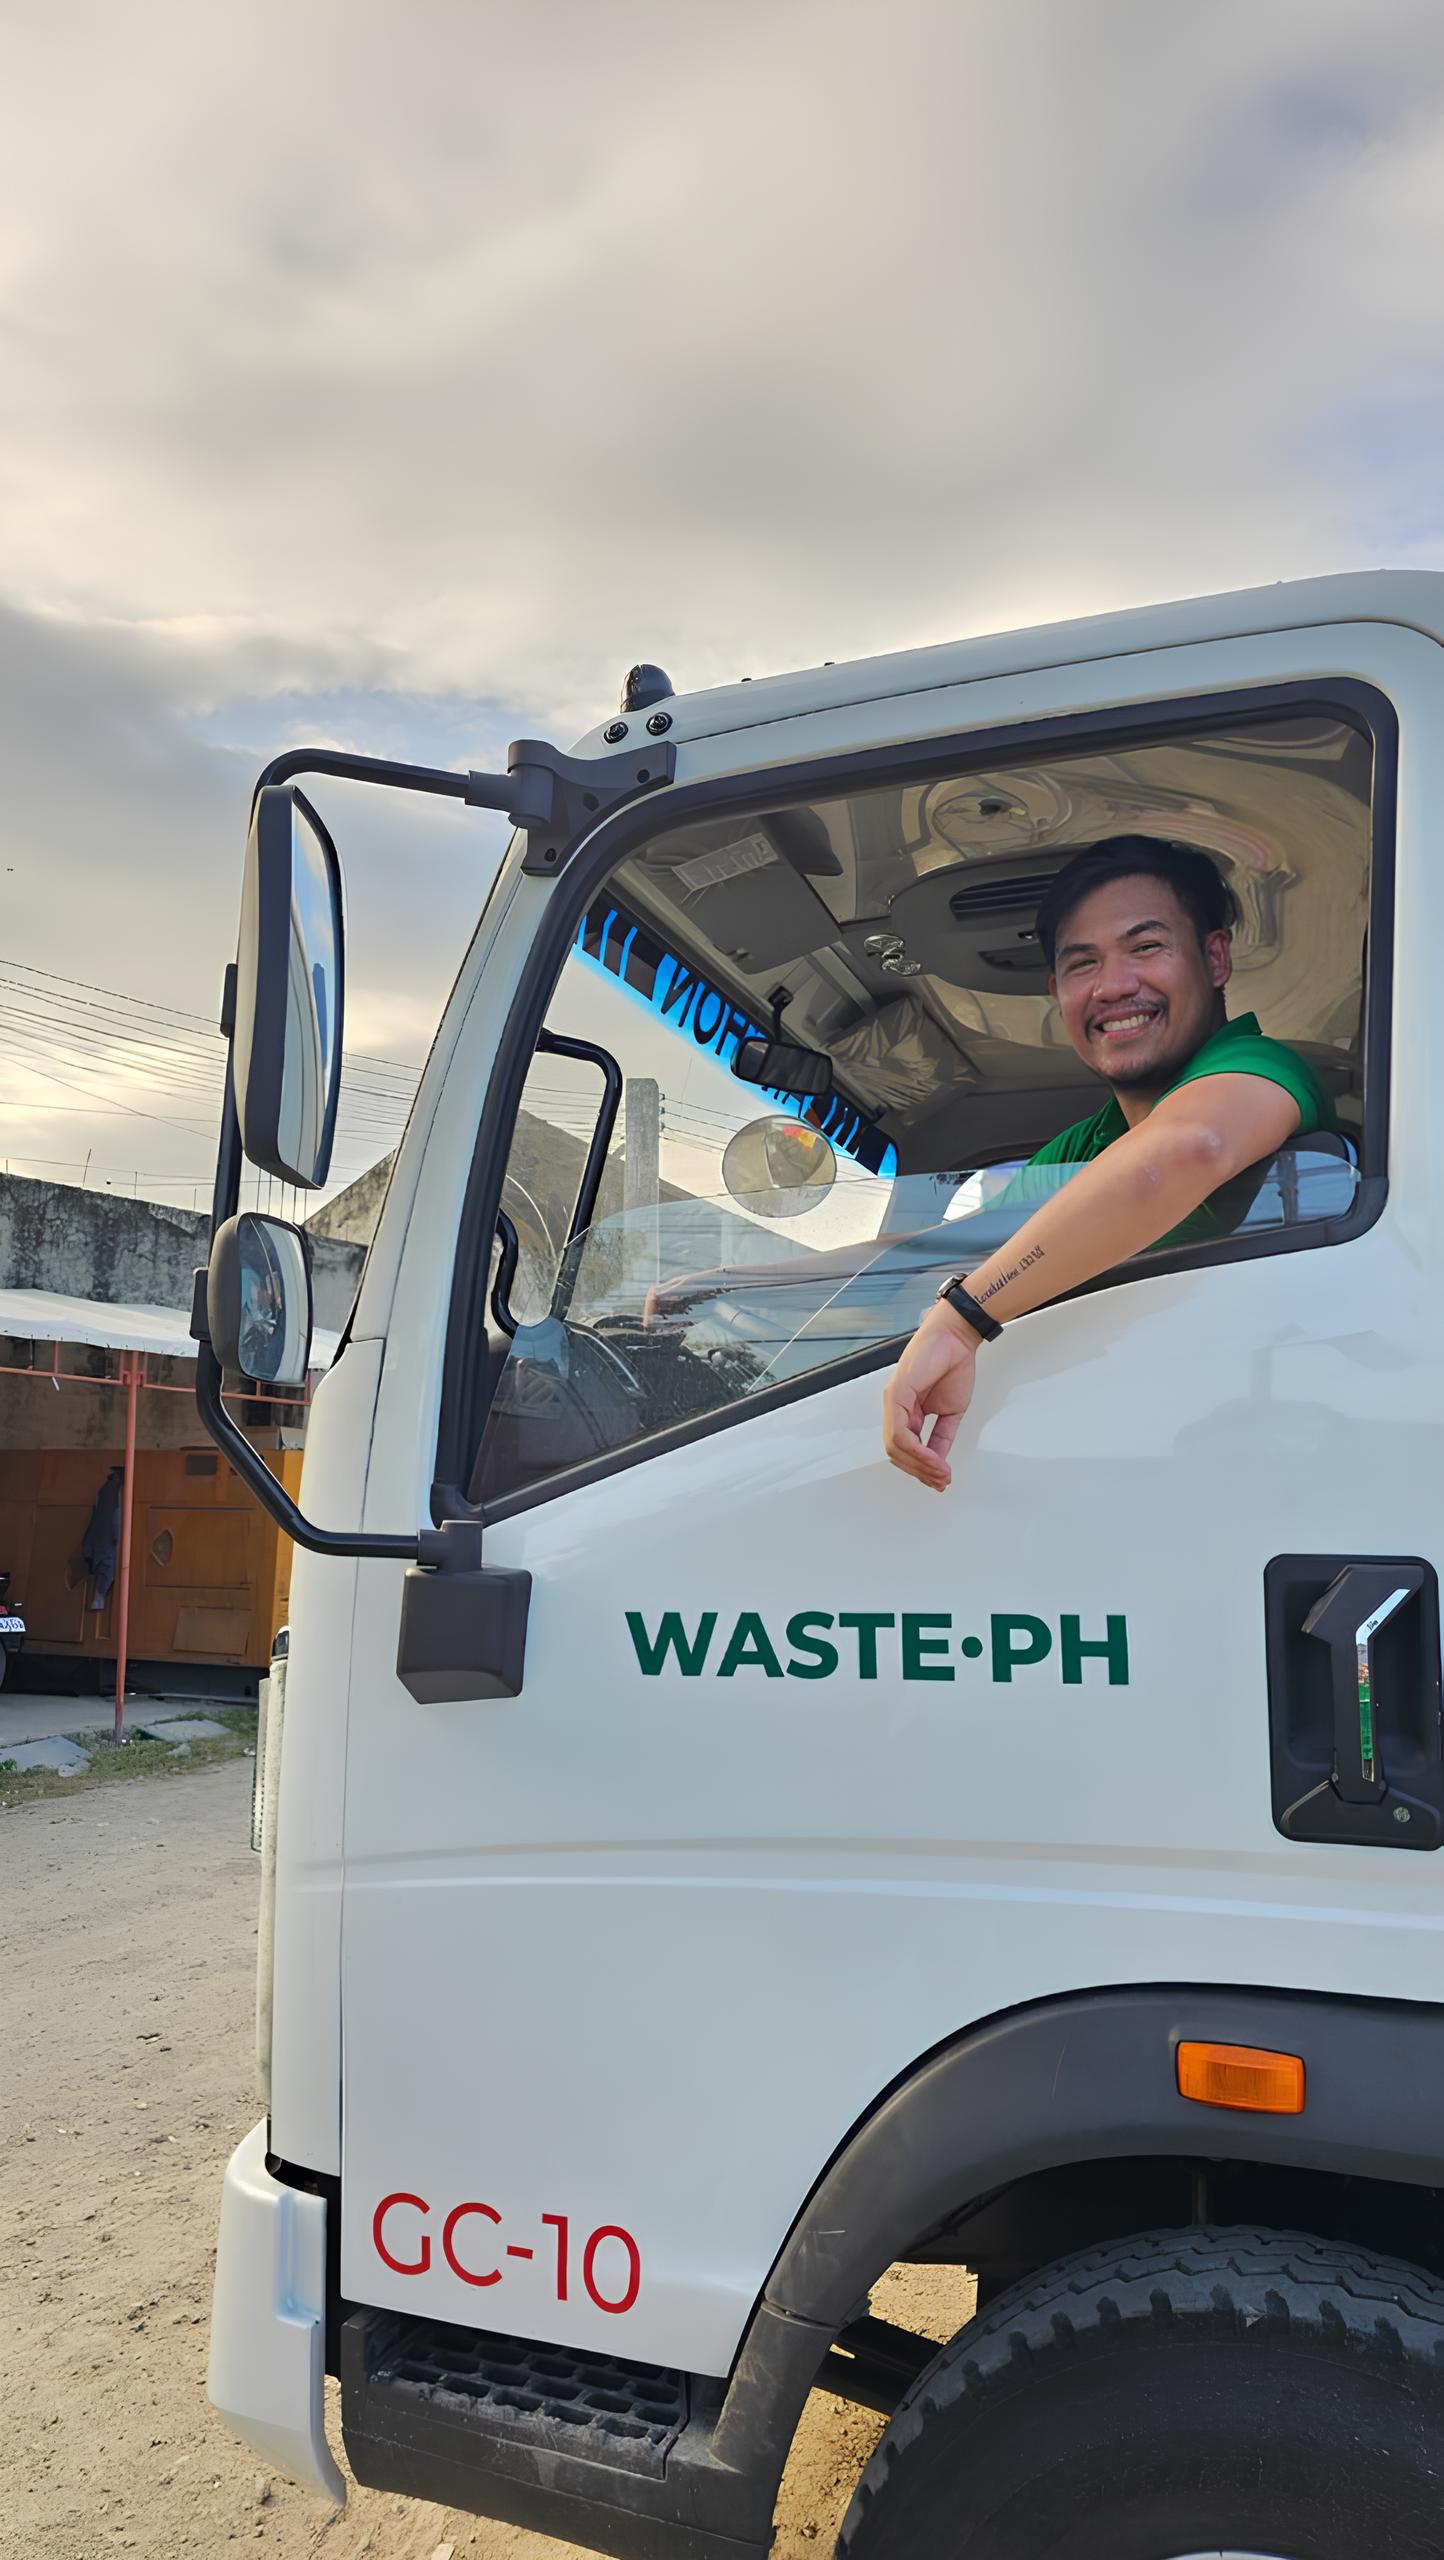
[882, 1073, 1301, 1491]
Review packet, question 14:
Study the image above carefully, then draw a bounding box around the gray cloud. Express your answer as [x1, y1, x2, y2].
[0, 600, 506, 1203]
[2, 0, 1444, 715]
[3, 0, 1444, 1208]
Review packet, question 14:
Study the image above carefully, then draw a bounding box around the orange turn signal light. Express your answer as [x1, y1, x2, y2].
[1176, 2040, 1305, 2115]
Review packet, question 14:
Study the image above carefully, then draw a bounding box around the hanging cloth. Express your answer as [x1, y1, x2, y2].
[81, 1464, 125, 1610]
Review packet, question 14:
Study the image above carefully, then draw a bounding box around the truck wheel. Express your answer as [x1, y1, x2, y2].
[837, 2225, 1444, 2560]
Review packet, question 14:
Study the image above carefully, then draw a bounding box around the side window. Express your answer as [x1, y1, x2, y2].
[473, 705, 1378, 1509]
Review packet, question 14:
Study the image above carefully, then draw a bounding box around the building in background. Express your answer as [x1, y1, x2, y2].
[0, 1174, 362, 1699]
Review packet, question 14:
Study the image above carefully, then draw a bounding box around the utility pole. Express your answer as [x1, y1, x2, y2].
[622, 1077, 661, 1296]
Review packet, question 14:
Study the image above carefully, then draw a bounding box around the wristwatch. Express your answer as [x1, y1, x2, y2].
[934, 1276, 1003, 1341]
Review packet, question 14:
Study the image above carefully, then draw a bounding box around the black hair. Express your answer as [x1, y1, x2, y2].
[1034, 835, 1239, 972]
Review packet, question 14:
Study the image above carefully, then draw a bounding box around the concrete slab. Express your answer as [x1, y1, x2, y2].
[0, 1734, 92, 1775]
[131, 1716, 229, 1743]
[0, 1693, 244, 1750]
[0, 1695, 112, 1748]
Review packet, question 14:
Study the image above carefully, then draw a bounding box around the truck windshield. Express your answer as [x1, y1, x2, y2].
[474, 706, 1370, 1508]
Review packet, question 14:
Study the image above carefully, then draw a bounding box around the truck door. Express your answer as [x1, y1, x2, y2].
[337, 624, 1444, 2381]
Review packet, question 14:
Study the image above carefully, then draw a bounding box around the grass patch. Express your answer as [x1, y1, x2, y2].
[0, 1704, 258, 1810]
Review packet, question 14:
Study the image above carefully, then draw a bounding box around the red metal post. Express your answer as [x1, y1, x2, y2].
[113, 1353, 140, 1744]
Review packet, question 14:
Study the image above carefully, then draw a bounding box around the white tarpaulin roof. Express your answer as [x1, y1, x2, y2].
[0, 1286, 339, 1370]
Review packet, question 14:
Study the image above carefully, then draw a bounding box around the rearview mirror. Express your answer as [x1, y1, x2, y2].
[207, 1213, 314, 1389]
[721, 1116, 837, 1218]
[232, 784, 344, 1187]
[730, 1031, 832, 1102]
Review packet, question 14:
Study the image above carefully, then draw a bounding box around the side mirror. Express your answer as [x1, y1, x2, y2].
[730, 1032, 832, 1103]
[232, 784, 344, 1187]
[207, 1214, 314, 1389]
[721, 1115, 837, 1218]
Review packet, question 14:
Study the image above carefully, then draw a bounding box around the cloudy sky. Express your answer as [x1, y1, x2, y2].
[3, 0, 1444, 1211]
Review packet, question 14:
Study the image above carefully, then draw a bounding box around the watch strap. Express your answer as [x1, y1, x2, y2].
[936, 1277, 1003, 1342]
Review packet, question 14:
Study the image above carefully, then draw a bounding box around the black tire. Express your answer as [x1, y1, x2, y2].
[837, 2225, 1444, 2560]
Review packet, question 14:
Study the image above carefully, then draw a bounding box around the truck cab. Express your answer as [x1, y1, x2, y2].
[204, 573, 1444, 2559]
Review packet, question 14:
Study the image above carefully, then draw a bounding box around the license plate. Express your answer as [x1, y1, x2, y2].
[0, 1615, 25, 1634]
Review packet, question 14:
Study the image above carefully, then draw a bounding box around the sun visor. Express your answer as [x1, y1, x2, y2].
[653, 828, 842, 972]
[830, 997, 972, 1112]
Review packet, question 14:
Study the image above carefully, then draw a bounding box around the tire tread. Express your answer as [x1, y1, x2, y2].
[838, 2224, 1444, 2558]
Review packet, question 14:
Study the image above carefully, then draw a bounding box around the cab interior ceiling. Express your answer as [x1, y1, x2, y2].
[616, 713, 1372, 1174]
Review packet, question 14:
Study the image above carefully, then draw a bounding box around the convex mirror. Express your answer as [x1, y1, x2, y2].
[233, 783, 344, 1188]
[207, 1213, 314, 1389]
[730, 1031, 832, 1103]
[721, 1116, 836, 1218]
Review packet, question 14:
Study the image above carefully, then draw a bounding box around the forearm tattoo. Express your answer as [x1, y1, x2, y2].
[975, 1243, 1045, 1307]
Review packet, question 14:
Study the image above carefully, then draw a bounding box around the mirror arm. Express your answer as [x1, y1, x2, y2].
[248, 736, 676, 862]
[194, 1324, 483, 1575]
[253, 745, 481, 808]
[192, 1336, 422, 1561]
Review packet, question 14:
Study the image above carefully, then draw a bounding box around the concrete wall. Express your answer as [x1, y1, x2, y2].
[0, 1171, 364, 1331]
[0, 1174, 366, 1455]
[306, 1155, 394, 1246]
[0, 1340, 208, 1453]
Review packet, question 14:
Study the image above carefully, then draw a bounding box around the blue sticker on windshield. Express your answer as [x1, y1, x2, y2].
[576, 900, 894, 1175]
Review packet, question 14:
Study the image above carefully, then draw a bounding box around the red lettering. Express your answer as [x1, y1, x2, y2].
[542, 2210, 570, 2300]
[373, 2192, 430, 2277]
[583, 2225, 641, 2315]
[373, 2192, 639, 2311]
[442, 2199, 502, 2287]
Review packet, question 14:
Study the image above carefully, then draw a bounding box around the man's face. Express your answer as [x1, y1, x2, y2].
[1049, 874, 1231, 1091]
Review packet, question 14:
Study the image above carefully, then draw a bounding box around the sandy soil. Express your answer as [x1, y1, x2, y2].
[1, 1762, 972, 2560]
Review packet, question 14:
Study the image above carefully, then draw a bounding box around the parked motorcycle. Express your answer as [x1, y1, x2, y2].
[0, 1572, 26, 1689]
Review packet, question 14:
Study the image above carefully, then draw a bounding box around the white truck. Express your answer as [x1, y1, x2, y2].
[199, 571, 1444, 2559]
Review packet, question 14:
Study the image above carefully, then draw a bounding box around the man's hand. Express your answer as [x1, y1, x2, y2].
[882, 1304, 981, 1493]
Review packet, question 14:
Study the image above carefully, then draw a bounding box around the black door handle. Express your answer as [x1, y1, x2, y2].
[1264, 1553, 1442, 1850]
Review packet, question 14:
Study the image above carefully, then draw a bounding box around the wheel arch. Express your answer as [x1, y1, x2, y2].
[709, 1982, 1444, 2476]
[768, 1982, 1444, 2327]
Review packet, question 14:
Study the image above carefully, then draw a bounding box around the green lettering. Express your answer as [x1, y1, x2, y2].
[1060, 1614, 1129, 1686]
[838, 1612, 895, 1679]
[626, 1609, 717, 1677]
[718, 1612, 784, 1678]
[785, 1612, 839, 1679]
[902, 1612, 954, 1681]
[990, 1613, 1051, 1682]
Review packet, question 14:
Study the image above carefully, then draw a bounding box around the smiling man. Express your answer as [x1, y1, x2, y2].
[882, 836, 1337, 1492]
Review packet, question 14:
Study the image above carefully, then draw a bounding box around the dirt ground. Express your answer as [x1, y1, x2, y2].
[1, 1761, 972, 2560]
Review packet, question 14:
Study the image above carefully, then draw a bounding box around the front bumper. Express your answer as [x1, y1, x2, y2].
[208, 2119, 346, 2504]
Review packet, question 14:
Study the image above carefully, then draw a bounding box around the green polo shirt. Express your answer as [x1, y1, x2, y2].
[1009, 1012, 1337, 1249]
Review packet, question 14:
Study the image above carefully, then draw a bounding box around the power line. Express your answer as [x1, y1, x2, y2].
[0, 955, 418, 1213]
[0, 1023, 412, 1124]
[3, 957, 427, 1079]
[0, 1023, 227, 1102]
[0, 980, 423, 1106]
